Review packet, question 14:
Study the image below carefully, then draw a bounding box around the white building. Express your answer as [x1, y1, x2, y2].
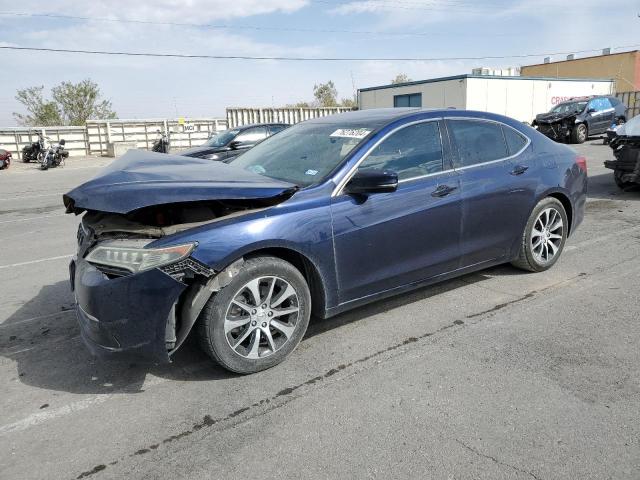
[358, 74, 614, 123]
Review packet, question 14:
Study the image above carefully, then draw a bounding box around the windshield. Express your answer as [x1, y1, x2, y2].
[230, 123, 371, 186]
[204, 129, 239, 147]
[551, 101, 587, 115]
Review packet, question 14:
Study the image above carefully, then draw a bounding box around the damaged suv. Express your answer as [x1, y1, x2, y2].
[533, 96, 626, 144]
[65, 109, 587, 374]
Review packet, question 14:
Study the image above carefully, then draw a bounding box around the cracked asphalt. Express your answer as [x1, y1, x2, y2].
[1, 141, 639, 479]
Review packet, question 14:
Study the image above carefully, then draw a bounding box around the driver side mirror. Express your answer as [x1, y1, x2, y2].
[587, 108, 596, 114]
[344, 169, 398, 195]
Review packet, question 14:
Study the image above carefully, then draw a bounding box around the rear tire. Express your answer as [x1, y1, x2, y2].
[197, 256, 311, 374]
[571, 123, 587, 144]
[511, 197, 568, 272]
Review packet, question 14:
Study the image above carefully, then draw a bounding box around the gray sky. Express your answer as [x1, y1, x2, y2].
[0, 0, 638, 125]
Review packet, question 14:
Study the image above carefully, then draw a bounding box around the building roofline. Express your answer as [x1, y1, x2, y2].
[358, 74, 614, 92]
[522, 49, 639, 68]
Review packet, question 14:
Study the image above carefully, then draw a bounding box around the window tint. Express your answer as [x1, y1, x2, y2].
[359, 121, 443, 180]
[394, 93, 422, 108]
[235, 127, 268, 144]
[609, 97, 621, 107]
[502, 126, 528, 155]
[447, 120, 508, 167]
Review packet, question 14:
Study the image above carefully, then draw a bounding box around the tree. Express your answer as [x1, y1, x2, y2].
[52, 79, 117, 125]
[13, 86, 62, 126]
[13, 79, 116, 127]
[340, 96, 358, 108]
[286, 101, 312, 108]
[391, 73, 412, 84]
[313, 81, 338, 107]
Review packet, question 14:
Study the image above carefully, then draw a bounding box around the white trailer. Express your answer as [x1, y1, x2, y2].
[358, 74, 615, 123]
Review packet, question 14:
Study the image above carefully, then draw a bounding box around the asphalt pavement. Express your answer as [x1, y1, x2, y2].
[0, 141, 639, 480]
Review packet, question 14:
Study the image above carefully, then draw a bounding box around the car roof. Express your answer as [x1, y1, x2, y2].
[560, 95, 614, 103]
[235, 123, 289, 130]
[305, 108, 425, 127]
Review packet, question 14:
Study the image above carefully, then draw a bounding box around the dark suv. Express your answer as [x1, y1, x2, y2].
[533, 95, 626, 144]
[180, 123, 289, 161]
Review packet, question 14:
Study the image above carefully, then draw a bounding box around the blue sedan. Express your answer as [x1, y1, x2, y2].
[65, 108, 587, 373]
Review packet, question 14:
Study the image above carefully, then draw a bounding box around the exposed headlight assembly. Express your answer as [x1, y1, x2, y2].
[205, 153, 220, 160]
[85, 239, 196, 274]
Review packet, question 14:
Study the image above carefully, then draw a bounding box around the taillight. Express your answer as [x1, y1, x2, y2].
[575, 155, 587, 173]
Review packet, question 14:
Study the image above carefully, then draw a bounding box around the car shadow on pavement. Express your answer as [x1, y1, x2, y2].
[306, 264, 520, 339]
[586, 171, 640, 202]
[2, 264, 519, 395]
[1, 280, 235, 395]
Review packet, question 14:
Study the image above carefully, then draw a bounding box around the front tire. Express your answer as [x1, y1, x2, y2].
[197, 256, 311, 374]
[512, 197, 568, 272]
[571, 123, 587, 144]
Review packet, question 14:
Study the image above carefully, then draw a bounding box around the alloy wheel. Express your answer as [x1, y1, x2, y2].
[224, 276, 300, 359]
[577, 124, 587, 142]
[531, 207, 564, 264]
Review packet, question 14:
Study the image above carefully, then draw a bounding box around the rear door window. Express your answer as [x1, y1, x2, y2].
[502, 126, 528, 155]
[447, 120, 509, 168]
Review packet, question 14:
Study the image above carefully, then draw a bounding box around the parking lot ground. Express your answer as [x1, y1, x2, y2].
[0, 140, 639, 479]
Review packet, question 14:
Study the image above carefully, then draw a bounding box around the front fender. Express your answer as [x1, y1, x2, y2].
[151, 196, 339, 310]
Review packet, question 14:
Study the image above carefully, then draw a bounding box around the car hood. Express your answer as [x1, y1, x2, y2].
[535, 111, 578, 123]
[63, 149, 296, 215]
[179, 145, 226, 157]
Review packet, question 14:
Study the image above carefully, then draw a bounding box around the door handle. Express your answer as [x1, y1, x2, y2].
[510, 165, 529, 175]
[431, 184, 457, 197]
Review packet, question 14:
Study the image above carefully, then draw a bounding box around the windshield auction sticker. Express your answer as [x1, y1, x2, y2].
[330, 128, 371, 139]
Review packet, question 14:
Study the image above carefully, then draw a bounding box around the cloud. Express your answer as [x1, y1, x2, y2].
[6, 0, 310, 22]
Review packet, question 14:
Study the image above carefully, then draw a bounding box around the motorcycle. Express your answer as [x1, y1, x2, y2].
[40, 139, 68, 170]
[22, 131, 46, 163]
[0, 149, 11, 170]
[152, 129, 170, 153]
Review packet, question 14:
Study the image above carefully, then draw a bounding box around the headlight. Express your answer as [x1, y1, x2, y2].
[205, 153, 220, 160]
[85, 239, 196, 274]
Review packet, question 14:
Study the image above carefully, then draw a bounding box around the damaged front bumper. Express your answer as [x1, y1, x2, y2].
[70, 256, 187, 363]
[604, 140, 640, 185]
[536, 121, 571, 141]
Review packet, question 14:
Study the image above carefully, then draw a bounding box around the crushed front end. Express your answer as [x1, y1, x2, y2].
[604, 136, 640, 188]
[70, 215, 216, 363]
[534, 114, 576, 142]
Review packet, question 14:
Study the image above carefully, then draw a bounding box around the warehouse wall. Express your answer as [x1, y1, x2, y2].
[521, 51, 639, 93]
[465, 78, 614, 123]
[359, 79, 467, 110]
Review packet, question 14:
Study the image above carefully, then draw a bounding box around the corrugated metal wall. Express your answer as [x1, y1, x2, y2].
[226, 107, 355, 128]
[616, 91, 640, 119]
